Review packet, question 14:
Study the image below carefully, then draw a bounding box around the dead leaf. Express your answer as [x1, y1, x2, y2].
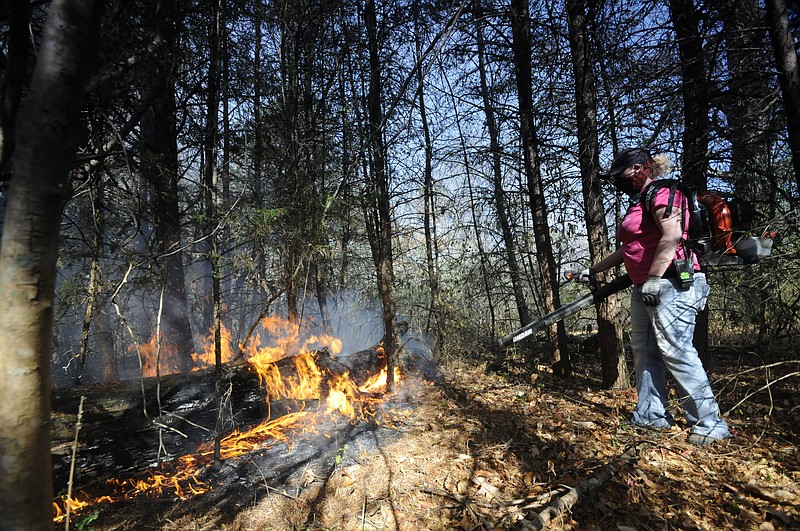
[472, 476, 499, 499]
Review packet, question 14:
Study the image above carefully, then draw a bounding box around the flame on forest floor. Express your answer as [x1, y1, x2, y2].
[55, 316, 400, 525]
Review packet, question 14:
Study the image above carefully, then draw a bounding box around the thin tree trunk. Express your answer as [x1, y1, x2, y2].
[204, 0, 224, 464]
[414, 14, 443, 344]
[0, 1, 101, 526]
[338, 11, 354, 292]
[510, 0, 570, 374]
[253, 2, 264, 205]
[77, 212, 102, 384]
[765, 0, 800, 189]
[95, 291, 118, 381]
[315, 261, 333, 335]
[474, 6, 532, 327]
[669, 0, 710, 191]
[279, 1, 301, 324]
[365, 0, 398, 391]
[566, 0, 628, 388]
[442, 64, 497, 334]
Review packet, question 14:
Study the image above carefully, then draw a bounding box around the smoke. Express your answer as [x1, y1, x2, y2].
[313, 291, 384, 355]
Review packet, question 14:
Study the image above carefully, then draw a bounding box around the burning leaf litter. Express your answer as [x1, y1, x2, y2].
[54, 316, 398, 525]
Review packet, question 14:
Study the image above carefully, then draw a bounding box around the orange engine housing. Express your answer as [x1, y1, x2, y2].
[697, 192, 735, 254]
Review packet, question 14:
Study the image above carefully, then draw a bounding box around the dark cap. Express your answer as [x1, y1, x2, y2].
[599, 147, 651, 179]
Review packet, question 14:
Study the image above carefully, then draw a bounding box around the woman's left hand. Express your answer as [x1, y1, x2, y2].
[641, 275, 662, 306]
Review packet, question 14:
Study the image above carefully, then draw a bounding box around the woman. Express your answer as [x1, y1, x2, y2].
[587, 147, 730, 446]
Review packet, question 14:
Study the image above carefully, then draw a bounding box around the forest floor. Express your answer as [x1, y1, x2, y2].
[73, 339, 799, 530]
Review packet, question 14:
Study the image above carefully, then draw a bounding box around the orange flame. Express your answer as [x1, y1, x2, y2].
[57, 315, 401, 525]
[359, 366, 401, 393]
[191, 323, 236, 368]
[130, 332, 182, 377]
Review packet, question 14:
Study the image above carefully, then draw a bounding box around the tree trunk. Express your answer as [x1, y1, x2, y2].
[474, 6, 532, 327]
[203, 0, 225, 464]
[278, 0, 302, 325]
[669, 0, 713, 371]
[565, 0, 628, 388]
[77, 227, 102, 385]
[414, 12, 443, 346]
[140, 5, 194, 373]
[95, 291, 118, 381]
[364, 0, 398, 391]
[442, 65, 497, 335]
[669, 0, 710, 191]
[510, 0, 570, 374]
[765, 0, 800, 189]
[0, 1, 101, 526]
[715, 0, 773, 197]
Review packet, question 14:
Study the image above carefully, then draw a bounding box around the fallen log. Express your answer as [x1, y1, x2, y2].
[52, 362, 268, 494]
[51, 348, 386, 495]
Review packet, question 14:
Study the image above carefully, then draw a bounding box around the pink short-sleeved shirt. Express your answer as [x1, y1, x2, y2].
[617, 185, 700, 285]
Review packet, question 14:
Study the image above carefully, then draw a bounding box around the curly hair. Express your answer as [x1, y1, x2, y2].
[650, 154, 672, 178]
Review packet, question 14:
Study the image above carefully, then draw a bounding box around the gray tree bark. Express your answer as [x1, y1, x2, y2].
[0, 0, 102, 526]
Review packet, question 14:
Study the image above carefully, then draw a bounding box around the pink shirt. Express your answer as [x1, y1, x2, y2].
[617, 186, 700, 285]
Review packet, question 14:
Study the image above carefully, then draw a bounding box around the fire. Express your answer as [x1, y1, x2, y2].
[134, 316, 344, 378]
[191, 324, 236, 368]
[131, 332, 182, 377]
[326, 372, 361, 418]
[249, 351, 323, 400]
[196, 411, 312, 460]
[56, 315, 401, 526]
[359, 366, 402, 393]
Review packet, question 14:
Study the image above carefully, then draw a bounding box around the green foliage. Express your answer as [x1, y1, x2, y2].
[246, 207, 288, 240]
[75, 510, 100, 530]
[335, 443, 348, 466]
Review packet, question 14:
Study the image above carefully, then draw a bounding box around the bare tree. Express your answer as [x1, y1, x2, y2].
[510, 0, 570, 375]
[0, 0, 101, 525]
[414, 6, 444, 345]
[364, 0, 399, 389]
[765, 0, 800, 188]
[474, 2, 533, 328]
[566, 0, 628, 388]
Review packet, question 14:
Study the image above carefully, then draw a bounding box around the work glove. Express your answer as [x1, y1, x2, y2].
[641, 275, 662, 306]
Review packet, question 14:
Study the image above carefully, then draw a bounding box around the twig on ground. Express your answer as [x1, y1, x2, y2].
[724, 371, 800, 416]
[65, 396, 86, 531]
[516, 441, 652, 530]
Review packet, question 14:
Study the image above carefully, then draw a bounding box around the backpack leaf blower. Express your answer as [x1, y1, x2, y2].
[498, 274, 633, 348]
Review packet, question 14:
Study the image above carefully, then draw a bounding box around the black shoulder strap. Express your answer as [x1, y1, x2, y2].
[641, 179, 681, 217]
[641, 179, 695, 258]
